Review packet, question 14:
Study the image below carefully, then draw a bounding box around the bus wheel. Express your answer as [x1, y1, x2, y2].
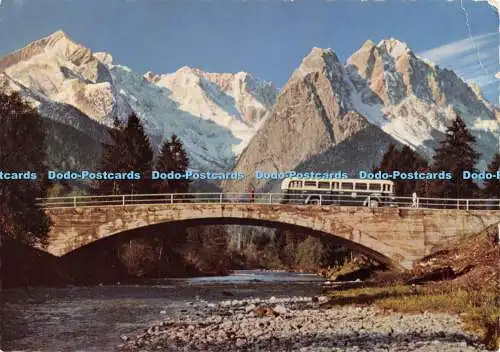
[369, 199, 379, 208]
[308, 198, 320, 205]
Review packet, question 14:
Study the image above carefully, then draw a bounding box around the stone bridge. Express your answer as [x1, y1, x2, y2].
[41, 203, 500, 270]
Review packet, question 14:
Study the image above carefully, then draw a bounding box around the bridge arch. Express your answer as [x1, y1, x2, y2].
[43, 204, 500, 270]
[60, 217, 399, 269]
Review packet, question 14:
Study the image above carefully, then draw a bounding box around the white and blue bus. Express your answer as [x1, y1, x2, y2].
[280, 177, 395, 207]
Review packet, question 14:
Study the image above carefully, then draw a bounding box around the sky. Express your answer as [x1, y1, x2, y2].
[0, 0, 497, 103]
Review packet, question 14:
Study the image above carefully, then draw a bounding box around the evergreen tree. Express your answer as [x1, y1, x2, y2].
[96, 117, 125, 194]
[431, 115, 480, 198]
[483, 153, 500, 197]
[97, 113, 154, 194]
[397, 145, 428, 196]
[155, 134, 190, 193]
[0, 92, 51, 246]
[123, 114, 154, 194]
[373, 143, 398, 173]
[374, 144, 428, 196]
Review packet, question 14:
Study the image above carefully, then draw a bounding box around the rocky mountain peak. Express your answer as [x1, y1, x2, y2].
[361, 39, 376, 49]
[93, 52, 113, 66]
[376, 38, 411, 58]
[0, 31, 120, 124]
[137, 65, 278, 157]
[143, 70, 161, 83]
[295, 47, 341, 78]
[176, 65, 199, 75]
[44, 30, 72, 44]
[36, 30, 95, 66]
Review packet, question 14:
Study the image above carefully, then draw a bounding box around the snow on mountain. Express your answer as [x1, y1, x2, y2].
[0, 31, 131, 126]
[345, 38, 499, 166]
[0, 71, 108, 141]
[0, 72, 106, 170]
[1, 30, 497, 176]
[226, 41, 499, 192]
[223, 47, 374, 192]
[0, 30, 277, 171]
[106, 64, 240, 170]
[144, 66, 277, 155]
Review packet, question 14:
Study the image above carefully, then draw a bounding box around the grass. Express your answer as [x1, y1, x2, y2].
[324, 284, 500, 350]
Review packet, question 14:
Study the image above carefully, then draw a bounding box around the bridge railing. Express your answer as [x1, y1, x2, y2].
[36, 193, 500, 210]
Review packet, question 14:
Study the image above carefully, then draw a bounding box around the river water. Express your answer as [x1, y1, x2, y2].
[1, 270, 325, 351]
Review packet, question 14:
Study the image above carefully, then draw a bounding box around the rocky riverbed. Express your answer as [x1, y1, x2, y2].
[117, 295, 489, 352]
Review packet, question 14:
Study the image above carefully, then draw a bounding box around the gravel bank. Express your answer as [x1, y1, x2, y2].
[117, 295, 488, 351]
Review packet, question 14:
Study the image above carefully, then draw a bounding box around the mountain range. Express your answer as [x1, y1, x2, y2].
[0, 31, 498, 192]
[0, 31, 277, 172]
[224, 40, 499, 192]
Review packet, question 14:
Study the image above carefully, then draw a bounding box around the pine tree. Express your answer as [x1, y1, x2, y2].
[96, 113, 154, 194]
[96, 117, 125, 194]
[431, 115, 480, 198]
[483, 153, 500, 197]
[373, 143, 398, 173]
[155, 134, 190, 193]
[374, 144, 428, 196]
[397, 145, 428, 196]
[0, 92, 51, 246]
[123, 114, 154, 194]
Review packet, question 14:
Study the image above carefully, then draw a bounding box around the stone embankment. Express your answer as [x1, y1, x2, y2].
[117, 295, 488, 351]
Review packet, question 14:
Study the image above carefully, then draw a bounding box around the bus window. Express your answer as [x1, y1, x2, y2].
[341, 182, 353, 190]
[318, 181, 330, 189]
[356, 183, 367, 190]
[332, 182, 339, 190]
[369, 183, 381, 191]
[304, 181, 316, 187]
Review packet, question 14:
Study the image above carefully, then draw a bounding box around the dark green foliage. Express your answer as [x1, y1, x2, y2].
[375, 143, 398, 172]
[181, 226, 231, 275]
[96, 113, 154, 194]
[0, 92, 51, 246]
[155, 134, 190, 193]
[374, 143, 428, 196]
[431, 115, 480, 198]
[234, 227, 353, 270]
[397, 145, 429, 196]
[483, 153, 500, 197]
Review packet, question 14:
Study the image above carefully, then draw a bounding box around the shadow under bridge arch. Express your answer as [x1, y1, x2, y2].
[60, 217, 402, 270]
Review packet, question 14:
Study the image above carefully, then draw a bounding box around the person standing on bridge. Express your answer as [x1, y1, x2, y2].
[411, 192, 418, 208]
[249, 187, 255, 203]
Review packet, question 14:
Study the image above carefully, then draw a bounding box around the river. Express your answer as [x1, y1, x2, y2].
[1, 270, 326, 351]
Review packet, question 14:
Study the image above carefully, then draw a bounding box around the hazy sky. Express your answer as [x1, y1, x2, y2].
[0, 0, 497, 102]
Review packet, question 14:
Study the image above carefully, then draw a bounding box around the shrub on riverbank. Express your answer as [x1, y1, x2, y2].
[324, 225, 500, 350]
[325, 285, 499, 350]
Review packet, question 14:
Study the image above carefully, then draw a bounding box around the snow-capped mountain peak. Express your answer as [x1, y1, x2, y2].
[1, 32, 497, 175]
[93, 52, 114, 66]
[0, 32, 278, 171]
[345, 38, 498, 166]
[143, 66, 277, 154]
[295, 47, 340, 78]
[0, 30, 118, 124]
[376, 38, 412, 58]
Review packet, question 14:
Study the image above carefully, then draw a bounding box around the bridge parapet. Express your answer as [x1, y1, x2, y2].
[38, 193, 500, 211]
